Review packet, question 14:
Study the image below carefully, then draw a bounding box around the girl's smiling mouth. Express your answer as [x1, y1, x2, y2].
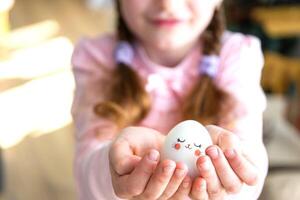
[152, 18, 183, 27]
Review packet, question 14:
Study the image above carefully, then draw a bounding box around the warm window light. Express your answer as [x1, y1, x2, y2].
[0, 0, 14, 12]
[0, 37, 73, 79]
[0, 71, 74, 149]
[0, 20, 60, 51]
[0, 0, 14, 34]
[0, 19, 75, 148]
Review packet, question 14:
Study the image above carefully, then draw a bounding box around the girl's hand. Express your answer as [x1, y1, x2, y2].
[109, 127, 192, 200]
[190, 125, 258, 200]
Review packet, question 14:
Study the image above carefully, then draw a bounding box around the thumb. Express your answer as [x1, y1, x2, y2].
[206, 125, 242, 152]
[109, 139, 142, 175]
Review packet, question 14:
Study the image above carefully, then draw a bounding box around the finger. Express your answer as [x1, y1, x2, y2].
[171, 176, 192, 199]
[140, 159, 176, 199]
[206, 125, 242, 152]
[225, 149, 258, 186]
[110, 127, 164, 175]
[121, 127, 165, 155]
[115, 149, 160, 198]
[190, 177, 208, 200]
[110, 139, 141, 175]
[206, 146, 243, 194]
[197, 155, 224, 199]
[217, 130, 242, 153]
[205, 125, 225, 144]
[158, 162, 188, 200]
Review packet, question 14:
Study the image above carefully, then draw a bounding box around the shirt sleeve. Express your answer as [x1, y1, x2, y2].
[217, 33, 267, 140]
[217, 33, 268, 200]
[71, 36, 123, 200]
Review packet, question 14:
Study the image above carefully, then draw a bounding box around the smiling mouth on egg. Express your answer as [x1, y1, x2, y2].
[185, 144, 192, 149]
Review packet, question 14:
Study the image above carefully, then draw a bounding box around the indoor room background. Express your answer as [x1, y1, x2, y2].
[0, 0, 299, 199]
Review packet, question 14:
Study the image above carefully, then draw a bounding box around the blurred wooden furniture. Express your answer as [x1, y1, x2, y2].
[251, 5, 300, 38]
[249, 5, 300, 94]
[262, 51, 300, 94]
[0, 0, 115, 199]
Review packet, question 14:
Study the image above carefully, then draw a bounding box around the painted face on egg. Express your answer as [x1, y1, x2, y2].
[162, 120, 213, 178]
[173, 135, 203, 157]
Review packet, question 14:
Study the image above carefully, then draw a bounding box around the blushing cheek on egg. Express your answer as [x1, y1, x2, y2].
[174, 143, 181, 150]
[194, 149, 201, 156]
[162, 120, 213, 178]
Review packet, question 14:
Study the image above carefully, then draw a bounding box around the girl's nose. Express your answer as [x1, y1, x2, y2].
[158, 0, 178, 12]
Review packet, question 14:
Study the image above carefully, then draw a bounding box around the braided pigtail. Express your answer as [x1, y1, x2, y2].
[183, 7, 234, 126]
[94, 1, 151, 128]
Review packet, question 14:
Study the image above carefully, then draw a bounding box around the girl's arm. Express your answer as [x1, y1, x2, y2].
[203, 123, 268, 200]
[212, 33, 268, 199]
[190, 34, 267, 200]
[71, 38, 123, 200]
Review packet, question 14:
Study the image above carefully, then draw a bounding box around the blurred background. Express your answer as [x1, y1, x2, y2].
[0, 0, 299, 199]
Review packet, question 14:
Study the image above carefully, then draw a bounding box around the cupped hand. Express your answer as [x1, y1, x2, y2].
[190, 125, 259, 200]
[109, 126, 193, 200]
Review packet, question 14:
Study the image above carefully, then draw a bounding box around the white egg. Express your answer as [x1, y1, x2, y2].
[161, 120, 213, 178]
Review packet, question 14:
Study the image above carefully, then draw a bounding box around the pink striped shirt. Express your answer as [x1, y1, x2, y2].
[71, 31, 268, 200]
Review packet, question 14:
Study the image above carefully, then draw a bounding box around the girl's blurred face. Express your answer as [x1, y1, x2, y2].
[119, 0, 222, 51]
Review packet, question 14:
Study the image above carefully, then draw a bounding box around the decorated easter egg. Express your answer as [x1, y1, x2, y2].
[161, 120, 213, 178]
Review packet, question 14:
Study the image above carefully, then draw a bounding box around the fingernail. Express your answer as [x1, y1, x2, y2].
[207, 146, 219, 159]
[163, 163, 175, 173]
[197, 179, 205, 190]
[225, 149, 236, 159]
[199, 157, 209, 171]
[175, 168, 186, 177]
[148, 150, 159, 161]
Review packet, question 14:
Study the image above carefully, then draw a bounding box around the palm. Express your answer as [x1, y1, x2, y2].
[115, 127, 165, 157]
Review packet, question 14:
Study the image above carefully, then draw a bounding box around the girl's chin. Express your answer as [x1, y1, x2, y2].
[139, 31, 197, 51]
[147, 33, 196, 49]
[151, 40, 191, 51]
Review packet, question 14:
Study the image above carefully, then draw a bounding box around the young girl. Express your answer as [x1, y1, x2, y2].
[71, 0, 268, 199]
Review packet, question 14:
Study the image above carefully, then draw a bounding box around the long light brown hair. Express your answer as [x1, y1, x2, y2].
[94, 1, 234, 129]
